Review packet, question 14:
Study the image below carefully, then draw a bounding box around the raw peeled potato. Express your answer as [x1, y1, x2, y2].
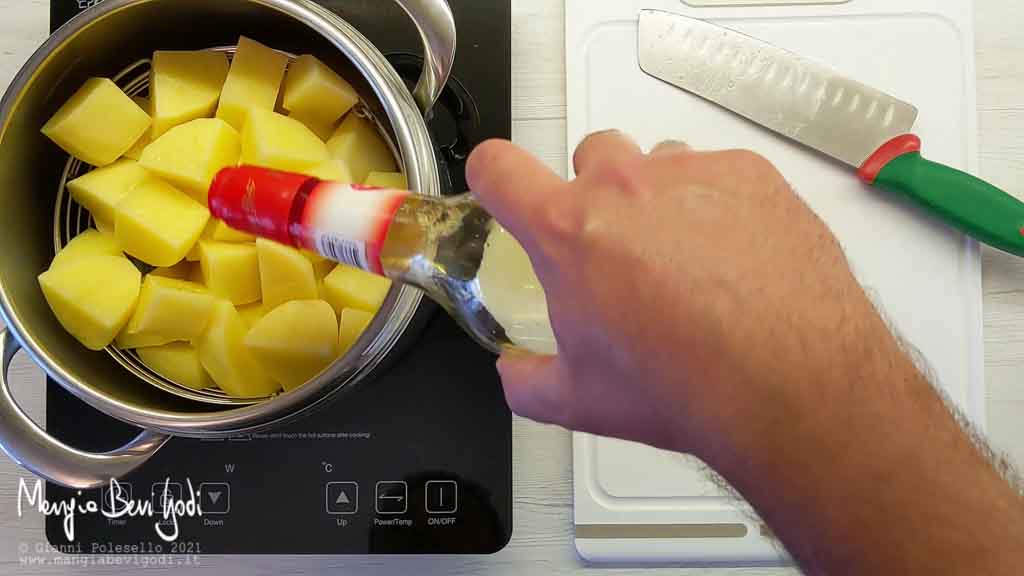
[283, 54, 359, 127]
[139, 118, 240, 202]
[198, 300, 280, 398]
[121, 276, 215, 344]
[66, 159, 149, 225]
[241, 109, 328, 172]
[41, 78, 151, 167]
[39, 40, 399, 399]
[338, 308, 374, 356]
[321, 264, 392, 315]
[150, 50, 230, 139]
[216, 36, 288, 131]
[199, 241, 261, 305]
[326, 113, 396, 183]
[38, 255, 142, 350]
[245, 300, 339, 391]
[50, 229, 121, 270]
[114, 177, 210, 267]
[364, 171, 407, 190]
[138, 343, 214, 391]
[257, 239, 319, 309]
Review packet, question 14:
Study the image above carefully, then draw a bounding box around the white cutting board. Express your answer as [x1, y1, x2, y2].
[567, 0, 983, 565]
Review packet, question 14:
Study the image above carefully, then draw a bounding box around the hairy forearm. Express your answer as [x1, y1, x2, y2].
[705, 312, 1024, 574]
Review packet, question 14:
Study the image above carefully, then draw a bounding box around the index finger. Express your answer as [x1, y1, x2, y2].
[466, 139, 566, 246]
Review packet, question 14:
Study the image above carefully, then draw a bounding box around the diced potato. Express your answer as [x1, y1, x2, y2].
[256, 238, 318, 309]
[326, 113, 396, 183]
[304, 160, 353, 183]
[41, 78, 151, 167]
[198, 241, 261, 305]
[51, 229, 121, 270]
[122, 276, 215, 343]
[321, 264, 392, 315]
[188, 261, 205, 285]
[123, 97, 153, 160]
[338, 308, 374, 356]
[198, 299, 280, 398]
[114, 177, 210, 267]
[186, 219, 254, 261]
[139, 118, 240, 202]
[289, 111, 335, 141]
[216, 36, 288, 131]
[66, 159, 149, 224]
[116, 329, 173, 350]
[38, 255, 142, 350]
[236, 302, 268, 329]
[138, 343, 214, 390]
[241, 109, 328, 172]
[282, 55, 359, 126]
[364, 171, 408, 189]
[150, 50, 230, 139]
[245, 300, 338, 391]
[149, 261, 194, 280]
[303, 250, 336, 280]
[94, 216, 115, 236]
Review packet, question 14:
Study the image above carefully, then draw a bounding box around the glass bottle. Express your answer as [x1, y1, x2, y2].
[208, 166, 556, 355]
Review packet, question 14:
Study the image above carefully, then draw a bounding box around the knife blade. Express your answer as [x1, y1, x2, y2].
[638, 9, 1024, 258]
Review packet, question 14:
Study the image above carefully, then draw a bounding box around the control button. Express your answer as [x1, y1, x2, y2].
[325, 482, 359, 515]
[199, 482, 231, 515]
[150, 482, 183, 512]
[375, 481, 407, 515]
[100, 482, 133, 514]
[425, 480, 458, 514]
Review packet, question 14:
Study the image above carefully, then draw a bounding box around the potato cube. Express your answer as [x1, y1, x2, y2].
[94, 216, 115, 236]
[236, 302, 268, 329]
[138, 343, 214, 390]
[66, 159, 149, 224]
[245, 300, 338, 390]
[51, 229, 122, 270]
[122, 276, 215, 343]
[198, 299, 280, 398]
[150, 50, 230, 139]
[139, 118, 240, 202]
[338, 308, 374, 356]
[303, 251, 336, 280]
[114, 177, 209, 267]
[304, 160, 353, 183]
[283, 55, 359, 126]
[216, 37, 288, 131]
[364, 171, 408, 189]
[123, 97, 153, 160]
[326, 113, 396, 183]
[321, 264, 392, 315]
[186, 219, 254, 261]
[116, 329, 173, 350]
[241, 109, 328, 172]
[38, 255, 142, 350]
[41, 78, 151, 167]
[149, 261, 194, 280]
[256, 239, 318, 309]
[198, 241, 261, 305]
[289, 111, 335, 141]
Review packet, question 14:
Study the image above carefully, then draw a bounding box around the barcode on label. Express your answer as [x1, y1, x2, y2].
[317, 234, 369, 270]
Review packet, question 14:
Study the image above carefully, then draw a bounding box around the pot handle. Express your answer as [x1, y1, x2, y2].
[0, 330, 170, 490]
[394, 0, 457, 116]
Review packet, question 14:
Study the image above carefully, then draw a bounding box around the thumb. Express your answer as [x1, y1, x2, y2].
[466, 139, 565, 249]
[496, 351, 573, 428]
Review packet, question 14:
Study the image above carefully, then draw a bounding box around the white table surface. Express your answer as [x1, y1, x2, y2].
[0, 1, 1021, 574]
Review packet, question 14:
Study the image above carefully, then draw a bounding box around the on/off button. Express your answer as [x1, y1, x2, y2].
[425, 481, 458, 514]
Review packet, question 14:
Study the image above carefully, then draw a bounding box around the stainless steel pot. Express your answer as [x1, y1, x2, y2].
[0, 0, 456, 489]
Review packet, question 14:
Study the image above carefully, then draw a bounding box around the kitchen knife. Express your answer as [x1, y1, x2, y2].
[638, 9, 1024, 257]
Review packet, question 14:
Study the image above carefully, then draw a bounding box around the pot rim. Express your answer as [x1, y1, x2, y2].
[0, 0, 443, 435]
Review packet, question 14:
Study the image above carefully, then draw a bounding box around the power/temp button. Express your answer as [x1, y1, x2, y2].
[425, 480, 458, 514]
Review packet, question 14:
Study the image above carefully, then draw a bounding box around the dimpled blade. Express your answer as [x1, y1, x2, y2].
[638, 10, 918, 167]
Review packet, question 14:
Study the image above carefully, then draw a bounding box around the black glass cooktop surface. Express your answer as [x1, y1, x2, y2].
[45, 0, 512, 555]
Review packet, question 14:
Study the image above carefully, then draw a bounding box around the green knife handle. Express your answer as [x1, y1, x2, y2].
[865, 136, 1024, 257]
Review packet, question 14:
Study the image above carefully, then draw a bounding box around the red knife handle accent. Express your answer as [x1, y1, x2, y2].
[858, 134, 922, 184]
